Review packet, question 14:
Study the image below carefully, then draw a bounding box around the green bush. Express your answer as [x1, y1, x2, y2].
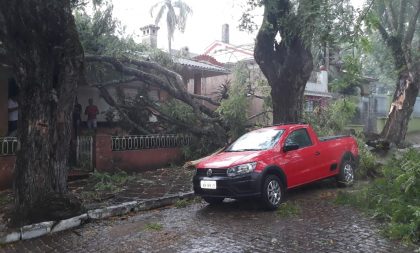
[355, 136, 378, 178]
[336, 149, 420, 244]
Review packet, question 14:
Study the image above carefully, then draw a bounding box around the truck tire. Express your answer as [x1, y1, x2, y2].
[261, 175, 284, 210]
[203, 197, 224, 205]
[336, 159, 355, 187]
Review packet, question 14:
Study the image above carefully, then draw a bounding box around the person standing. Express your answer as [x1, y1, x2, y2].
[73, 96, 82, 136]
[85, 98, 99, 130]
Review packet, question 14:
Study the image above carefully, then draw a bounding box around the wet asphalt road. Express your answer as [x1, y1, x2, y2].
[1, 180, 415, 253]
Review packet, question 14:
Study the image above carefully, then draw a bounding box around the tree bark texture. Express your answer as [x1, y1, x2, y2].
[376, 0, 420, 145]
[254, 0, 314, 124]
[0, 0, 84, 225]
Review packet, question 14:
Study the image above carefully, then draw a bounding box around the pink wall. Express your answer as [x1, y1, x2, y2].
[95, 135, 183, 172]
[0, 156, 15, 190]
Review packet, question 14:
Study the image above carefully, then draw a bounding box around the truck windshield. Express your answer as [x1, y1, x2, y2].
[226, 129, 284, 152]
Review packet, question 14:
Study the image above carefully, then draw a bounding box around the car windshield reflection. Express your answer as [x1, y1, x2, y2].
[226, 129, 284, 152]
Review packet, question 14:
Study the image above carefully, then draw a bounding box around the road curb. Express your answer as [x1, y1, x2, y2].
[0, 191, 195, 245]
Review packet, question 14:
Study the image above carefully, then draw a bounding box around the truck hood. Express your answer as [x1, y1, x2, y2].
[197, 150, 266, 169]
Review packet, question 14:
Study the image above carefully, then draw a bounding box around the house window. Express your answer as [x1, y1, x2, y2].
[305, 100, 314, 112]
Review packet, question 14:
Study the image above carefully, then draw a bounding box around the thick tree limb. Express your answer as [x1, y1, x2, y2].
[85, 55, 221, 124]
[95, 85, 151, 134]
[190, 93, 220, 106]
[385, 1, 398, 33]
[403, 1, 420, 46]
[397, 0, 408, 36]
[248, 110, 273, 121]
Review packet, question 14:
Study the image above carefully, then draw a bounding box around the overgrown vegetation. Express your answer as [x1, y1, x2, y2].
[336, 149, 420, 244]
[304, 98, 357, 136]
[217, 62, 250, 140]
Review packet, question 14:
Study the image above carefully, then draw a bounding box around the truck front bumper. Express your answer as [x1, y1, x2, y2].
[193, 171, 263, 199]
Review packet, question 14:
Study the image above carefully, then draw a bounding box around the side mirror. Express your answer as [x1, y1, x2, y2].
[283, 143, 299, 152]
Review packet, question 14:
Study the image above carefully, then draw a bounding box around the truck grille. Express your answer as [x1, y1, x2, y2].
[196, 168, 227, 177]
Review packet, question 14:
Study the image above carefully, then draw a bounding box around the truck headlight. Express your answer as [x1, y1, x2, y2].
[227, 162, 257, 177]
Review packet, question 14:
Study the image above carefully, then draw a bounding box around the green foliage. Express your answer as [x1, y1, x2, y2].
[144, 222, 163, 231]
[276, 202, 301, 218]
[304, 98, 357, 136]
[336, 149, 420, 244]
[355, 136, 377, 179]
[330, 56, 362, 95]
[217, 62, 250, 140]
[92, 170, 135, 192]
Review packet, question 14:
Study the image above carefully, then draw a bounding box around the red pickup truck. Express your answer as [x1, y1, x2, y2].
[193, 123, 359, 210]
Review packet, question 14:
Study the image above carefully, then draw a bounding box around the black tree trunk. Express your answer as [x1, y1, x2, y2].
[254, 2, 313, 124]
[0, 0, 84, 225]
[380, 38, 419, 145]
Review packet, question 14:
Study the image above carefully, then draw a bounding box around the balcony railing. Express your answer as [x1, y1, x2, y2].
[0, 137, 18, 156]
[111, 134, 191, 151]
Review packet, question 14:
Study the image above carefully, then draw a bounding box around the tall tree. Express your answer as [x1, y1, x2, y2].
[0, 0, 84, 225]
[150, 0, 192, 54]
[367, 0, 420, 145]
[246, 0, 355, 123]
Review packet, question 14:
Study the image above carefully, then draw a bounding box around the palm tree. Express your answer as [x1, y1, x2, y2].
[150, 0, 192, 54]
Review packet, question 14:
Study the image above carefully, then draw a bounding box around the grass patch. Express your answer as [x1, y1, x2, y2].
[276, 202, 301, 218]
[335, 149, 420, 244]
[144, 222, 163, 231]
[174, 197, 200, 208]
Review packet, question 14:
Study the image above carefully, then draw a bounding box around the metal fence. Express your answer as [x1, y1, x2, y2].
[0, 137, 18, 156]
[111, 134, 191, 151]
[76, 136, 94, 171]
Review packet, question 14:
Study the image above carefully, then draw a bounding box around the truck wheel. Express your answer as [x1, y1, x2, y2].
[336, 159, 355, 187]
[203, 197, 224, 205]
[261, 175, 284, 210]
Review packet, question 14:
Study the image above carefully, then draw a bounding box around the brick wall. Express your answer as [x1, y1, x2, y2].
[95, 135, 183, 172]
[0, 156, 15, 190]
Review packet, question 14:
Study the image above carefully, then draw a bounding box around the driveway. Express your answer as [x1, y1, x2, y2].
[1, 180, 415, 253]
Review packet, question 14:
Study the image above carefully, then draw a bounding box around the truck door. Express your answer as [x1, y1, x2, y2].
[281, 128, 321, 187]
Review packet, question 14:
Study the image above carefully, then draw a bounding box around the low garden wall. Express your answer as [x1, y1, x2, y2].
[0, 137, 17, 190]
[95, 134, 190, 172]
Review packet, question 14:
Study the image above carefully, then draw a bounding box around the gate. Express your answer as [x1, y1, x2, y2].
[76, 136, 93, 172]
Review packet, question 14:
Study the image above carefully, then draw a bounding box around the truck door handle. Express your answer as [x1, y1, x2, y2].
[315, 151, 320, 156]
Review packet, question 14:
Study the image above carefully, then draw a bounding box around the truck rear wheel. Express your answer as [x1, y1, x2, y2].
[336, 159, 355, 187]
[261, 175, 284, 210]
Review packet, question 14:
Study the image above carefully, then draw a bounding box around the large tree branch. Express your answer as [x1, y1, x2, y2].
[95, 85, 151, 134]
[377, 21, 390, 42]
[403, 1, 420, 47]
[85, 55, 220, 123]
[385, 1, 398, 33]
[190, 93, 220, 106]
[397, 0, 408, 36]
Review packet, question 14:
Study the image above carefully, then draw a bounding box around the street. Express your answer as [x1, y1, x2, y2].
[1, 180, 414, 253]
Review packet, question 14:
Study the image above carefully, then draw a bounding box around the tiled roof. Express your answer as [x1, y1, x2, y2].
[174, 57, 230, 74]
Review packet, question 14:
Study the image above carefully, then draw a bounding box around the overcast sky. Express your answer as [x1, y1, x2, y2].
[112, 0, 365, 54]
